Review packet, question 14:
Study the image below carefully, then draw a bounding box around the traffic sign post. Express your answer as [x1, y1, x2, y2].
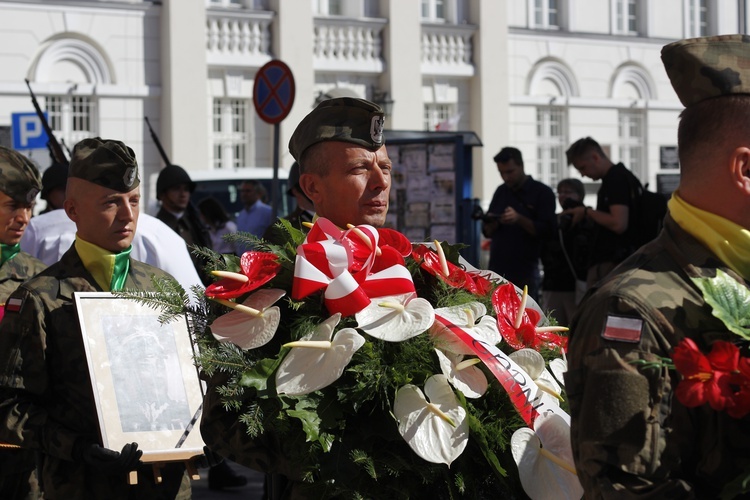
[12, 112, 49, 150]
[253, 60, 296, 218]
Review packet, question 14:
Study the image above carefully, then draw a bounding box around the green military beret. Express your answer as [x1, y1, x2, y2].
[69, 137, 140, 192]
[0, 146, 42, 204]
[662, 34, 750, 107]
[288, 97, 385, 162]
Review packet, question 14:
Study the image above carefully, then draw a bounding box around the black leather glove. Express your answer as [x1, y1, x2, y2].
[78, 442, 143, 474]
[194, 446, 224, 469]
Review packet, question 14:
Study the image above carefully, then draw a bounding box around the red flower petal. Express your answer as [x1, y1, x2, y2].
[412, 245, 469, 289]
[377, 228, 413, 257]
[706, 340, 740, 372]
[205, 251, 280, 299]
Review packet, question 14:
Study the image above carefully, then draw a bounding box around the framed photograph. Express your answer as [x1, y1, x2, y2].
[74, 292, 205, 463]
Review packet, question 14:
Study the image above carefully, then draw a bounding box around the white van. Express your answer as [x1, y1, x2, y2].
[147, 166, 291, 219]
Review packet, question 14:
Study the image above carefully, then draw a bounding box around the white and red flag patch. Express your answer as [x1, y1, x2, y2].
[601, 315, 643, 343]
[5, 297, 24, 313]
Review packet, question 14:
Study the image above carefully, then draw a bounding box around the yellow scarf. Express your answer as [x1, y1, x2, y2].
[669, 192, 750, 280]
[75, 237, 132, 291]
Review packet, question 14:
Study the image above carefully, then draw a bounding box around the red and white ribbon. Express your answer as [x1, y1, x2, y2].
[434, 314, 569, 427]
[292, 218, 415, 317]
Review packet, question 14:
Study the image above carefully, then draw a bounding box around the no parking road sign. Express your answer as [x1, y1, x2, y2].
[253, 60, 295, 124]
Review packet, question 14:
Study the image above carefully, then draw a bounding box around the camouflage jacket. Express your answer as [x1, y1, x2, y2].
[565, 214, 750, 499]
[0, 247, 188, 499]
[0, 251, 45, 303]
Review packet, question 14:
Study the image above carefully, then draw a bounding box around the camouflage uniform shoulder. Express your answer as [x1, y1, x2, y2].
[127, 258, 177, 290]
[0, 252, 46, 280]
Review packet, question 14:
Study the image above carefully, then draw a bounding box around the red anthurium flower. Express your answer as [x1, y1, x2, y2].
[673, 338, 738, 412]
[466, 271, 493, 296]
[205, 251, 281, 299]
[492, 283, 567, 351]
[412, 244, 469, 290]
[378, 228, 413, 257]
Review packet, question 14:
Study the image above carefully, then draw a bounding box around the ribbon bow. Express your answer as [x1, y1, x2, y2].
[292, 218, 415, 316]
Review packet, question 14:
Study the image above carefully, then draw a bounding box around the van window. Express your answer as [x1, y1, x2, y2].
[191, 178, 290, 219]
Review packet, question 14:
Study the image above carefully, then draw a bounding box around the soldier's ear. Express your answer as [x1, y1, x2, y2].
[298, 173, 320, 205]
[731, 146, 750, 196]
[64, 197, 79, 223]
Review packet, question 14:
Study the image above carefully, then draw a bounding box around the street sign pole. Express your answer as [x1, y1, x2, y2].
[272, 123, 280, 216]
[253, 60, 296, 219]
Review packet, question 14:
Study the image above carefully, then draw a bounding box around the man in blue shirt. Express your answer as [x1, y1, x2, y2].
[235, 180, 273, 255]
[483, 147, 556, 300]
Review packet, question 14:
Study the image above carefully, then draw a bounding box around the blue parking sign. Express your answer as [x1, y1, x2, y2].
[12, 112, 49, 150]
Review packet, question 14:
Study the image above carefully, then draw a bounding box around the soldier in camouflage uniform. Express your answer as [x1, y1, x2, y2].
[200, 97, 390, 499]
[0, 146, 46, 499]
[0, 138, 190, 499]
[566, 35, 750, 498]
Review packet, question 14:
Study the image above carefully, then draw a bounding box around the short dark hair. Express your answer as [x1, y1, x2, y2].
[197, 196, 230, 227]
[557, 178, 585, 201]
[566, 137, 606, 165]
[678, 95, 750, 177]
[493, 147, 524, 167]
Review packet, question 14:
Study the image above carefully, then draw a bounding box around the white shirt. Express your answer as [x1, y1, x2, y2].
[21, 209, 203, 293]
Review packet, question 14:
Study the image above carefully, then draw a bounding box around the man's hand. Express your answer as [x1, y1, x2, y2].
[500, 207, 520, 224]
[562, 205, 587, 227]
[79, 442, 142, 473]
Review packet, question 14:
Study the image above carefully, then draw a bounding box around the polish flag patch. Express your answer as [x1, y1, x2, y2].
[601, 315, 643, 343]
[5, 297, 24, 313]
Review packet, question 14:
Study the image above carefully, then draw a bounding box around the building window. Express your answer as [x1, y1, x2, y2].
[212, 98, 248, 169]
[47, 96, 94, 151]
[536, 107, 567, 187]
[686, 0, 708, 37]
[208, 0, 243, 7]
[533, 0, 559, 29]
[424, 103, 456, 131]
[315, 0, 344, 15]
[618, 109, 645, 180]
[613, 0, 638, 35]
[421, 0, 446, 22]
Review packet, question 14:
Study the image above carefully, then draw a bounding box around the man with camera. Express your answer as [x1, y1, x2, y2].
[481, 146, 556, 300]
[540, 178, 593, 325]
[563, 137, 638, 287]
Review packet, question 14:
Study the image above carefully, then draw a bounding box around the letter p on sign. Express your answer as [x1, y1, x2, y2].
[12, 112, 49, 150]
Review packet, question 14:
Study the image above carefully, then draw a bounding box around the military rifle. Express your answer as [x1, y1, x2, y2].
[144, 116, 171, 166]
[24, 79, 69, 166]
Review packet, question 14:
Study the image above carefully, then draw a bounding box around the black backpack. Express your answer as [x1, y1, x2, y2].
[626, 171, 668, 248]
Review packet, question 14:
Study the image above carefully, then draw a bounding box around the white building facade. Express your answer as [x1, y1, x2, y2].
[0, 0, 746, 215]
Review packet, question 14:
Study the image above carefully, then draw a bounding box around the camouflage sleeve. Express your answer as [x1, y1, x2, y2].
[565, 292, 694, 499]
[0, 288, 83, 461]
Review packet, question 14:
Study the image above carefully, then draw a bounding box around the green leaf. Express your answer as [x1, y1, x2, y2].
[693, 269, 750, 340]
[239, 357, 281, 393]
[287, 406, 322, 444]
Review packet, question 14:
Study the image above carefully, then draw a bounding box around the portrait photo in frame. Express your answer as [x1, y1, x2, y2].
[74, 292, 205, 464]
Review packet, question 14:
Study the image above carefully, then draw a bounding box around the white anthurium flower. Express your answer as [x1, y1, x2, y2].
[394, 374, 469, 466]
[209, 289, 286, 350]
[431, 302, 501, 355]
[435, 348, 487, 399]
[549, 357, 568, 388]
[508, 348, 563, 403]
[275, 313, 366, 396]
[511, 413, 583, 500]
[355, 292, 435, 342]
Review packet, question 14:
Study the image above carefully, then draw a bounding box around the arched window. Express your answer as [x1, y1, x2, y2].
[527, 59, 577, 186]
[610, 64, 655, 180]
[28, 36, 114, 149]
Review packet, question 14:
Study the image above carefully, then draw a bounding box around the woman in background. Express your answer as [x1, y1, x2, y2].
[198, 197, 237, 254]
